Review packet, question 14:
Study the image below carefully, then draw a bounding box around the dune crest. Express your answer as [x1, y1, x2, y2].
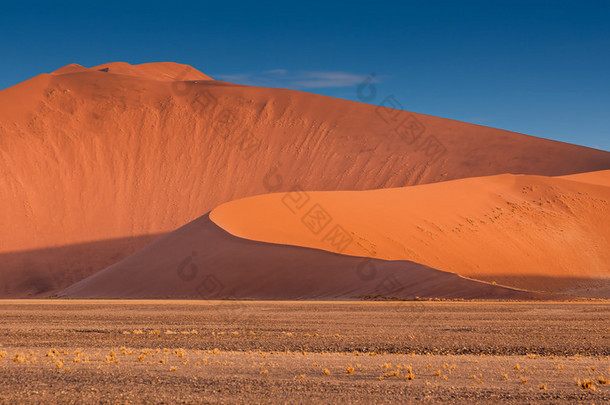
[559, 169, 610, 187]
[50, 61, 214, 81]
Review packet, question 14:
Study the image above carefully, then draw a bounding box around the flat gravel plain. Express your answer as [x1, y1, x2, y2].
[0, 300, 609, 403]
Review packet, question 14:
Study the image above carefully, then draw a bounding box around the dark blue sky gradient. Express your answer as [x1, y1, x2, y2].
[1, 0, 608, 150]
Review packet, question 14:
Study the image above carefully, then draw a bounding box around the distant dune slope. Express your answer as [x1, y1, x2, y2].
[559, 169, 610, 187]
[61, 215, 555, 300]
[211, 172, 610, 296]
[1, 62, 609, 296]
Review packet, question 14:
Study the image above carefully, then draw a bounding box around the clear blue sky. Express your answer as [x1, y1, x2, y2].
[1, 0, 608, 151]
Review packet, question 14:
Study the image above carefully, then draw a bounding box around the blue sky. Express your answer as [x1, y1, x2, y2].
[1, 0, 608, 151]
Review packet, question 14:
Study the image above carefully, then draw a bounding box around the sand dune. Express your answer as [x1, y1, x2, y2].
[1, 61, 609, 297]
[559, 169, 610, 187]
[211, 172, 610, 296]
[61, 215, 554, 300]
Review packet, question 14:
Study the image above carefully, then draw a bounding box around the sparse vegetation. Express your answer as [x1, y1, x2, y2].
[2, 301, 610, 402]
[577, 379, 595, 390]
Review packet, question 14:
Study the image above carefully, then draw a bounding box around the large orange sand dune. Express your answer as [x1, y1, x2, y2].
[1, 61, 609, 297]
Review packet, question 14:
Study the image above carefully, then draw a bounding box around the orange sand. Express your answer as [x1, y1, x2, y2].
[211, 172, 610, 295]
[1, 61, 609, 297]
[62, 215, 556, 300]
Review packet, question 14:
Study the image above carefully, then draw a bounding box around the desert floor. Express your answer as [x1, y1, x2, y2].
[1, 300, 609, 404]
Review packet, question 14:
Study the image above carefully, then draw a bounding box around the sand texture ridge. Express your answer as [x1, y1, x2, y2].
[210, 172, 610, 297]
[1, 61, 610, 297]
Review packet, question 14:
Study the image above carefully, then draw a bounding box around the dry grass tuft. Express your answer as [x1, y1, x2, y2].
[577, 379, 595, 390]
[385, 371, 400, 378]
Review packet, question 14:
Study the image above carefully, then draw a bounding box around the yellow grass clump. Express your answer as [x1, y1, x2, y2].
[577, 379, 595, 391]
[385, 371, 400, 378]
[11, 354, 26, 363]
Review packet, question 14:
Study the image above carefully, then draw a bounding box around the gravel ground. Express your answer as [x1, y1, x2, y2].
[0, 300, 609, 403]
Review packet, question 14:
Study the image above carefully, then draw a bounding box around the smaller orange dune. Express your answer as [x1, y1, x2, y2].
[211, 171, 610, 297]
[559, 169, 610, 187]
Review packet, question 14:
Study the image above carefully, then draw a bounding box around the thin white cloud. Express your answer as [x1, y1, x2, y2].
[213, 69, 378, 89]
[292, 71, 369, 88]
[263, 69, 288, 75]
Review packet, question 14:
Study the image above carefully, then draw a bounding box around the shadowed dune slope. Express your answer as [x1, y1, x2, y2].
[211, 172, 610, 297]
[61, 215, 555, 300]
[1, 62, 610, 296]
[0, 234, 163, 297]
